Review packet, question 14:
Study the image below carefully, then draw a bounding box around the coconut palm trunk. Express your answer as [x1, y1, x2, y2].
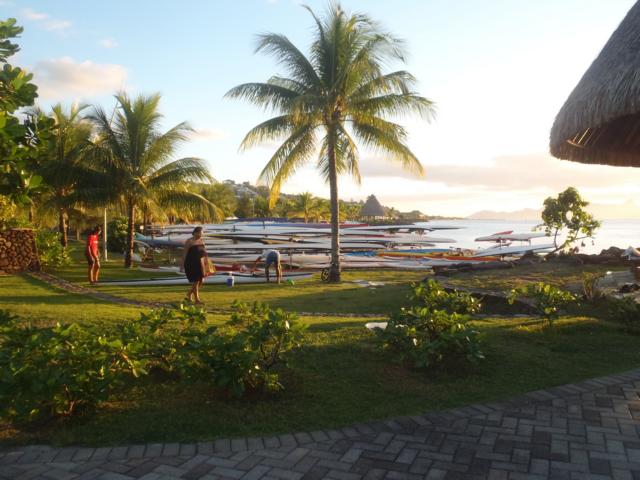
[58, 209, 68, 247]
[327, 129, 341, 281]
[125, 201, 135, 268]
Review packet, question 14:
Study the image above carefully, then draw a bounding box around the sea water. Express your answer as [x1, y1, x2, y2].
[417, 219, 640, 254]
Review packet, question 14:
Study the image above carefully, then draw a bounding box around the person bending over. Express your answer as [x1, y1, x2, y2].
[85, 226, 101, 285]
[253, 249, 282, 284]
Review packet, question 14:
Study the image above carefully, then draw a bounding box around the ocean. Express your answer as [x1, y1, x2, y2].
[417, 219, 640, 254]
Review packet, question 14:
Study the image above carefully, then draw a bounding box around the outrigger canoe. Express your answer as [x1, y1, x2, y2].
[100, 271, 313, 286]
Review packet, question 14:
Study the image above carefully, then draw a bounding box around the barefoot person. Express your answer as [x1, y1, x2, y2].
[253, 249, 282, 284]
[181, 226, 208, 303]
[85, 226, 101, 285]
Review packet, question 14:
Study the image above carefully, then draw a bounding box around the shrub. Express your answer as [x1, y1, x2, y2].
[36, 230, 70, 267]
[376, 280, 484, 371]
[508, 283, 576, 328]
[107, 216, 128, 253]
[582, 272, 605, 303]
[194, 302, 305, 396]
[608, 296, 640, 334]
[0, 302, 304, 425]
[410, 279, 482, 315]
[0, 310, 142, 423]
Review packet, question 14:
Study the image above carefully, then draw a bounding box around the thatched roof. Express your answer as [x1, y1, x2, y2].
[360, 195, 385, 218]
[550, 1, 640, 167]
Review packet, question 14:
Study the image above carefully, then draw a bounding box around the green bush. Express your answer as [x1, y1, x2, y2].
[35, 230, 70, 267]
[194, 302, 305, 396]
[375, 280, 484, 371]
[508, 282, 576, 328]
[410, 279, 482, 315]
[0, 302, 305, 425]
[0, 310, 142, 423]
[582, 272, 605, 303]
[608, 296, 640, 334]
[107, 216, 128, 253]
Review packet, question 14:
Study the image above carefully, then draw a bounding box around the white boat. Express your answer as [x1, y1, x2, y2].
[472, 243, 555, 257]
[100, 271, 314, 286]
[475, 232, 548, 242]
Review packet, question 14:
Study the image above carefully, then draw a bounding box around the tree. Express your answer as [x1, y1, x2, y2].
[88, 92, 214, 267]
[200, 182, 238, 219]
[290, 192, 320, 222]
[235, 194, 254, 218]
[538, 187, 601, 252]
[0, 18, 51, 208]
[226, 3, 434, 281]
[38, 103, 94, 247]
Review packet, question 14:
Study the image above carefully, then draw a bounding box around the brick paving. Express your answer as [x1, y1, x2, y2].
[2, 368, 640, 479]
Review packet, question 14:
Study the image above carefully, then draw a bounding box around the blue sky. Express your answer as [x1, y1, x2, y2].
[5, 0, 640, 216]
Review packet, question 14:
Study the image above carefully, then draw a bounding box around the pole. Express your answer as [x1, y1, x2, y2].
[103, 208, 108, 261]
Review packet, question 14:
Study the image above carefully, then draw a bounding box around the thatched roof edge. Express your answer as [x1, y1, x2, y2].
[550, 1, 640, 165]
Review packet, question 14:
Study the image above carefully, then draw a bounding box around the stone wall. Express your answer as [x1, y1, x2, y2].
[0, 228, 40, 274]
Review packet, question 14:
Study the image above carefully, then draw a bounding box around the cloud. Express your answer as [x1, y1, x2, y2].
[189, 127, 226, 141]
[22, 8, 47, 20]
[359, 152, 640, 192]
[98, 38, 118, 49]
[21, 8, 71, 33]
[33, 57, 128, 100]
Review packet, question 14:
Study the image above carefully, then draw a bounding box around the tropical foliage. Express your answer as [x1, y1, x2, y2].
[0, 302, 304, 424]
[87, 93, 215, 267]
[375, 280, 484, 371]
[538, 187, 601, 252]
[0, 18, 52, 207]
[508, 283, 577, 328]
[227, 3, 435, 281]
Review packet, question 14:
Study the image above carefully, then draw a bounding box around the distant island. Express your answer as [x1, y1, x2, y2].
[467, 200, 640, 221]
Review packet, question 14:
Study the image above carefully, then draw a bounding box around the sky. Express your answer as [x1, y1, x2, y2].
[4, 0, 640, 217]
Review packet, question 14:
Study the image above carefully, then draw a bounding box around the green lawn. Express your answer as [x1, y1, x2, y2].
[1, 253, 638, 446]
[48, 246, 428, 314]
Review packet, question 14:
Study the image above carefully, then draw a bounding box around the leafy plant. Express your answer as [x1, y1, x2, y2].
[508, 283, 576, 328]
[410, 279, 482, 315]
[107, 216, 128, 253]
[608, 296, 640, 334]
[582, 272, 605, 303]
[375, 280, 484, 371]
[0, 310, 142, 423]
[196, 302, 305, 396]
[35, 229, 70, 267]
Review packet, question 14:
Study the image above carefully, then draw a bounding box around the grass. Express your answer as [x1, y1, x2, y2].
[1, 249, 638, 446]
[48, 246, 428, 314]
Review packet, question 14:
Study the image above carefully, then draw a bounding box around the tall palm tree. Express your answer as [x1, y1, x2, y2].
[226, 3, 434, 281]
[39, 103, 94, 247]
[89, 92, 214, 267]
[291, 192, 320, 222]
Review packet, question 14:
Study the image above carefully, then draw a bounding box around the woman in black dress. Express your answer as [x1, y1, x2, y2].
[181, 226, 208, 303]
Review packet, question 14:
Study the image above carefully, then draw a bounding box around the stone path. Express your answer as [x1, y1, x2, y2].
[3, 368, 640, 479]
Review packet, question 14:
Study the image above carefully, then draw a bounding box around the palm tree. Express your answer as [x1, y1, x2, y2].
[39, 103, 94, 247]
[291, 192, 319, 222]
[89, 92, 214, 267]
[226, 3, 434, 281]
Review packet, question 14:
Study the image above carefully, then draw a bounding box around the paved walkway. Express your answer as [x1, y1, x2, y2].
[3, 368, 640, 479]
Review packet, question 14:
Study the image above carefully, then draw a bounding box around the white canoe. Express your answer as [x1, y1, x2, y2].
[472, 243, 555, 257]
[101, 272, 313, 286]
[475, 232, 548, 242]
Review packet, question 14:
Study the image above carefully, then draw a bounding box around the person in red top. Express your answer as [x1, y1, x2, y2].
[85, 226, 102, 285]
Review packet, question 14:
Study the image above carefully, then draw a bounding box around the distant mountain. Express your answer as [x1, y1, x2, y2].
[467, 208, 541, 221]
[467, 200, 640, 221]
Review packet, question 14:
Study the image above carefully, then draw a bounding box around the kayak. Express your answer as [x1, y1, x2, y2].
[100, 271, 314, 286]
